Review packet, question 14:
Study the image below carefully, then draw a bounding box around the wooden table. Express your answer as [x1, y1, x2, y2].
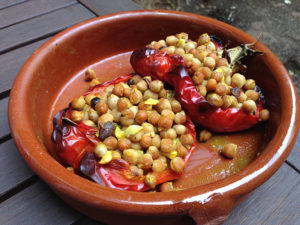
[0, 1, 299, 224]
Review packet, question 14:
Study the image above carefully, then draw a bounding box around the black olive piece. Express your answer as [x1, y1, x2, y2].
[127, 79, 135, 86]
[91, 97, 100, 109]
[98, 122, 116, 140]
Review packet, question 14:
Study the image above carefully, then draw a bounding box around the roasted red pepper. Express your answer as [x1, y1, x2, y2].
[52, 74, 196, 191]
[130, 47, 264, 132]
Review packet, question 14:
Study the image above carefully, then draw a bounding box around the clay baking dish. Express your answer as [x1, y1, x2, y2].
[8, 10, 299, 225]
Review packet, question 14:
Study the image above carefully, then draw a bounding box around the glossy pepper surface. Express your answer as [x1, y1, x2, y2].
[52, 74, 196, 191]
[130, 47, 264, 132]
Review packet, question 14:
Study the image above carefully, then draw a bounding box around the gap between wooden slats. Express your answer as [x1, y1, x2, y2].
[0, 3, 95, 55]
[78, 0, 142, 16]
[0, 0, 76, 29]
[0, 0, 27, 10]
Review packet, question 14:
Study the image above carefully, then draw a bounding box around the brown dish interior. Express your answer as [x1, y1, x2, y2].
[26, 14, 280, 190]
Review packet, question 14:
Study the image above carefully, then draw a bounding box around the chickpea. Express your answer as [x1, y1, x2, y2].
[180, 133, 194, 147]
[170, 157, 186, 173]
[72, 96, 85, 110]
[231, 96, 238, 107]
[242, 100, 257, 113]
[224, 75, 231, 86]
[140, 134, 152, 149]
[206, 78, 217, 91]
[131, 75, 142, 84]
[215, 84, 227, 96]
[175, 47, 185, 56]
[148, 111, 161, 125]
[85, 68, 96, 81]
[133, 110, 147, 124]
[165, 128, 177, 139]
[149, 80, 163, 93]
[147, 146, 159, 160]
[222, 95, 233, 109]
[130, 130, 144, 143]
[183, 53, 194, 62]
[107, 94, 119, 109]
[89, 78, 100, 87]
[194, 50, 207, 62]
[184, 41, 197, 53]
[129, 88, 143, 105]
[120, 109, 134, 126]
[222, 143, 237, 159]
[207, 52, 218, 61]
[98, 113, 114, 126]
[197, 33, 210, 45]
[170, 99, 182, 113]
[95, 100, 108, 115]
[130, 165, 143, 177]
[88, 108, 99, 123]
[166, 35, 178, 45]
[244, 79, 256, 90]
[112, 83, 124, 97]
[206, 41, 216, 52]
[138, 101, 152, 111]
[111, 108, 121, 122]
[123, 88, 131, 98]
[123, 149, 139, 164]
[103, 136, 118, 150]
[176, 32, 188, 40]
[70, 110, 82, 122]
[131, 143, 142, 150]
[160, 139, 175, 153]
[85, 94, 96, 106]
[216, 58, 229, 67]
[199, 130, 212, 142]
[155, 98, 171, 113]
[117, 98, 130, 111]
[143, 90, 159, 100]
[118, 138, 131, 151]
[161, 109, 175, 120]
[259, 109, 270, 121]
[211, 70, 223, 82]
[174, 111, 186, 124]
[145, 173, 157, 189]
[160, 182, 174, 192]
[158, 116, 173, 130]
[238, 92, 248, 103]
[136, 80, 148, 92]
[159, 89, 167, 98]
[82, 120, 96, 127]
[176, 144, 188, 157]
[138, 153, 153, 170]
[203, 57, 216, 69]
[166, 46, 176, 54]
[141, 122, 154, 134]
[94, 143, 107, 158]
[152, 134, 161, 148]
[173, 124, 186, 135]
[245, 90, 260, 101]
[207, 93, 223, 107]
[199, 67, 212, 79]
[152, 159, 167, 173]
[192, 71, 204, 85]
[231, 73, 246, 88]
[197, 85, 207, 97]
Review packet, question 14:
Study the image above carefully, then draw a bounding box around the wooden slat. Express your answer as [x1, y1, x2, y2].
[287, 132, 300, 171]
[78, 0, 141, 16]
[0, 0, 27, 10]
[0, 98, 9, 138]
[224, 163, 300, 225]
[0, 139, 34, 197]
[0, 38, 49, 94]
[0, 3, 95, 54]
[0, 181, 81, 225]
[0, 0, 76, 29]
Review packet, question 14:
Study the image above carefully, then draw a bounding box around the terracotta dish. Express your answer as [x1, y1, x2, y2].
[8, 10, 299, 225]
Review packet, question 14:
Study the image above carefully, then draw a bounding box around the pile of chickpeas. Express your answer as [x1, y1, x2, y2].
[69, 69, 194, 191]
[148, 32, 270, 121]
